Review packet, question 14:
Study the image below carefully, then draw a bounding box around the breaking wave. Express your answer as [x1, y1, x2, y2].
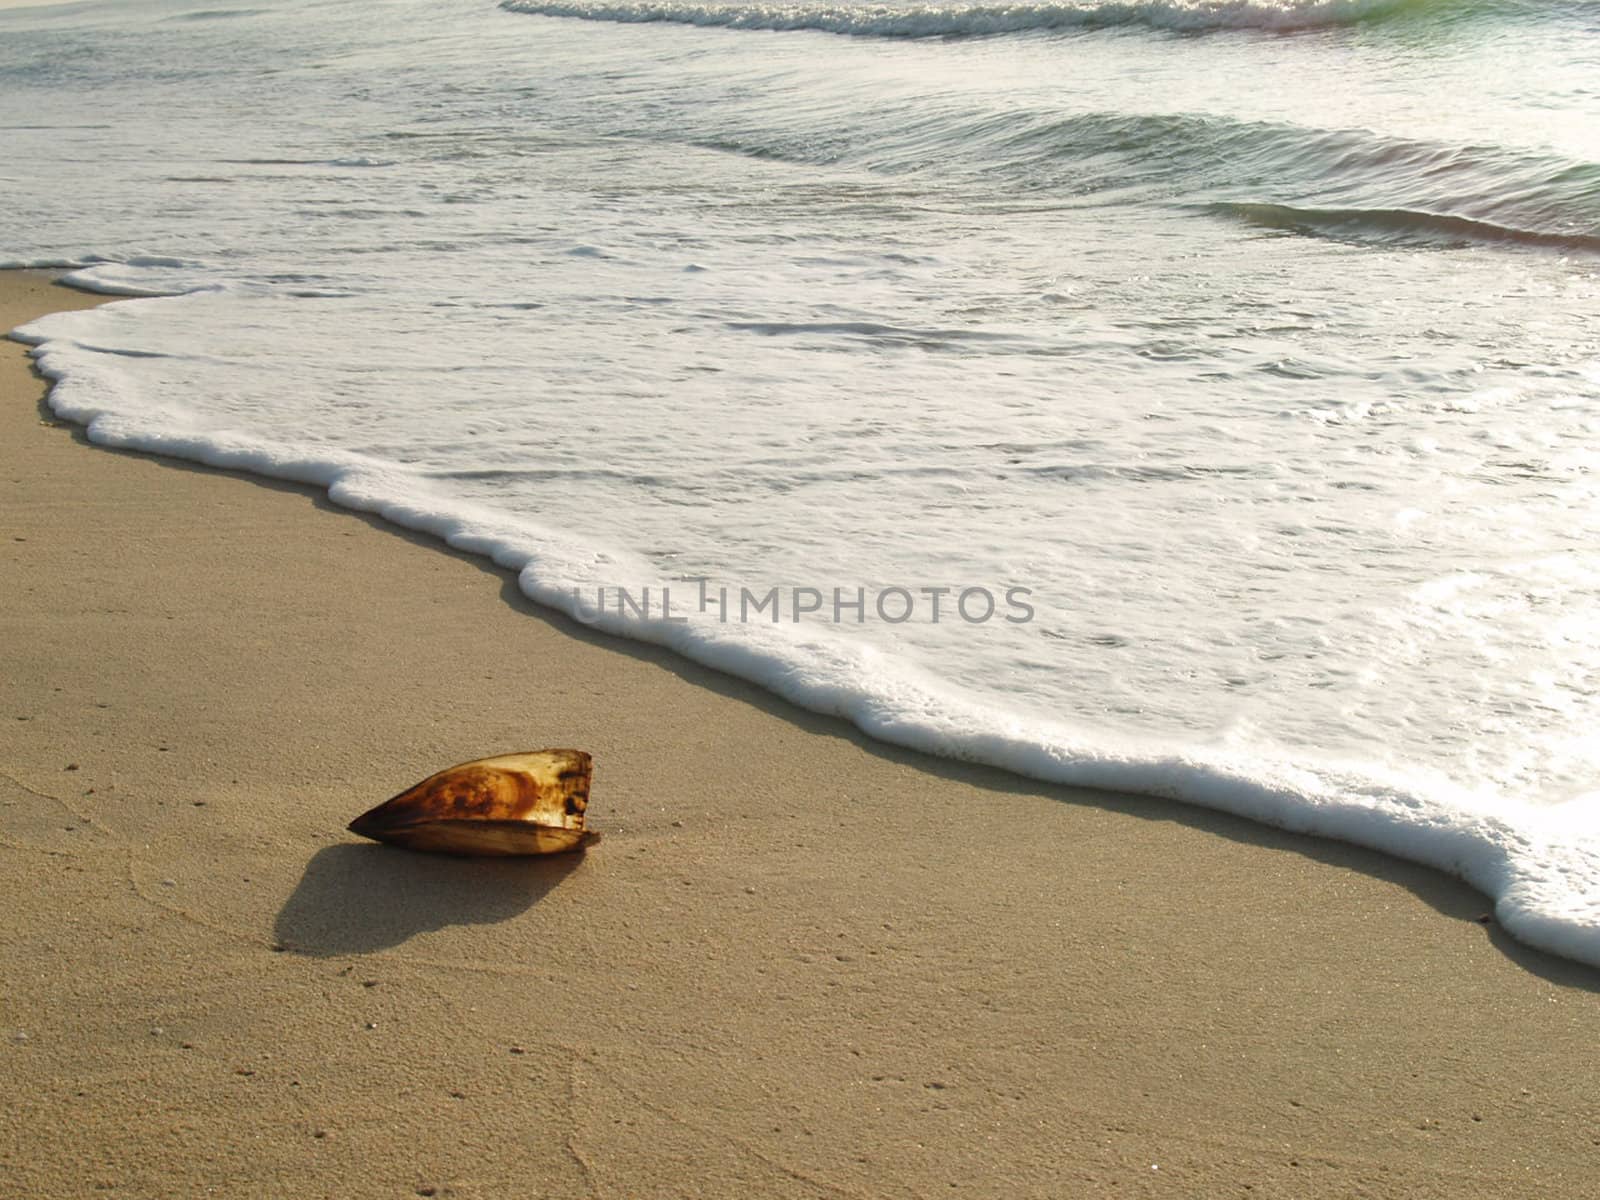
[1208, 202, 1600, 253]
[500, 0, 1510, 39]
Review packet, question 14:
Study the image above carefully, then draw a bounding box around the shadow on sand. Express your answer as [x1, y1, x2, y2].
[273, 842, 586, 956]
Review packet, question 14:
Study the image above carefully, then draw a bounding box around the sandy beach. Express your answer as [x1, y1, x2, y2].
[3, 268, 1597, 1198]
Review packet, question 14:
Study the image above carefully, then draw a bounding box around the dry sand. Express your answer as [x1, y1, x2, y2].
[3, 268, 1598, 1198]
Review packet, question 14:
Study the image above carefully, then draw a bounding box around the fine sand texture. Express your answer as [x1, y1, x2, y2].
[3, 269, 1598, 1199]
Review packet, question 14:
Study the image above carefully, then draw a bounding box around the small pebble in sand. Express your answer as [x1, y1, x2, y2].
[11, 1031, 28, 1044]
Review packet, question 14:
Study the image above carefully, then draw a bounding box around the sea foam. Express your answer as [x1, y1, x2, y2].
[14, 299, 1600, 968]
[500, 0, 1456, 38]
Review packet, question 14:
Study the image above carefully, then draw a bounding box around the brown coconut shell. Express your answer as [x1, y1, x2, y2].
[348, 749, 596, 856]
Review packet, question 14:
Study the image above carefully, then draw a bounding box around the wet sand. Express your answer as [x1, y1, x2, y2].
[4, 268, 1598, 1198]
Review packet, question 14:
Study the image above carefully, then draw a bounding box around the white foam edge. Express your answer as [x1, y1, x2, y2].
[497, 0, 1430, 39]
[11, 302, 1600, 969]
[0, 258, 200, 298]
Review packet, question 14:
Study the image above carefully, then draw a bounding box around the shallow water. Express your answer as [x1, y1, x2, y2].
[3, 0, 1599, 961]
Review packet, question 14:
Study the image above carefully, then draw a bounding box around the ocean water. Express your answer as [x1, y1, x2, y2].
[3, 0, 1599, 961]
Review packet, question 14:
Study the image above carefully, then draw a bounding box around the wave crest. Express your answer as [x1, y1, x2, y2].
[499, 0, 1449, 39]
[1208, 201, 1600, 254]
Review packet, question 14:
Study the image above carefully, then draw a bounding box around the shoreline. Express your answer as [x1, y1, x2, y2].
[19, 275, 1599, 971]
[5, 268, 1599, 1198]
